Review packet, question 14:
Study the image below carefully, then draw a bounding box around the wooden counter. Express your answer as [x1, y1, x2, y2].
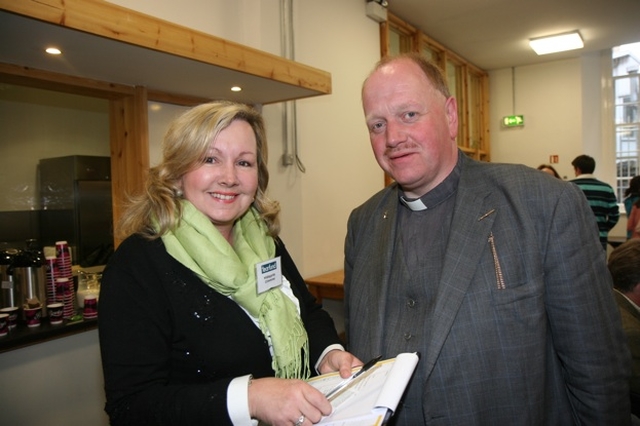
[305, 269, 344, 303]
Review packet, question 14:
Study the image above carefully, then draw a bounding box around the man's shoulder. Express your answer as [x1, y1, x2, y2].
[570, 176, 610, 185]
[461, 157, 566, 190]
[354, 184, 396, 208]
[570, 177, 616, 192]
[461, 154, 539, 176]
[348, 184, 399, 224]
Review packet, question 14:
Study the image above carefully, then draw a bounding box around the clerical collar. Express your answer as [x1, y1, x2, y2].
[399, 151, 463, 212]
[400, 196, 428, 211]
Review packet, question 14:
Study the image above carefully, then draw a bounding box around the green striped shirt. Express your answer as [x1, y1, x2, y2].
[570, 176, 619, 248]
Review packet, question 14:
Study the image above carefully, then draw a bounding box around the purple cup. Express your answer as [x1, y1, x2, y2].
[47, 303, 64, 325]
[0, 306, 18, 329]
[24, 306, 42, 328]
[0, 313, 8, 336]
[83, 295, 98, 319]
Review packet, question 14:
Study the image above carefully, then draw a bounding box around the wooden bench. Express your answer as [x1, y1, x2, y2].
[305, 269, 344, 303]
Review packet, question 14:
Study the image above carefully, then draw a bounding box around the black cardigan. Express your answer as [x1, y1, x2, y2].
[99, 234, 341, 425]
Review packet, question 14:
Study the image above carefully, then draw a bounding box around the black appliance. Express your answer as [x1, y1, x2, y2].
[38, 156, 113, 267]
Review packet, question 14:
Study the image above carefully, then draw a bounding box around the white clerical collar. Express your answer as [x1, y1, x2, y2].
[400, 196, 428, 211]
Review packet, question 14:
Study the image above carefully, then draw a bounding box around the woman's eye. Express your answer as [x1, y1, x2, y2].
[238, 160, 253, 167]
[204, 157, 215, 164]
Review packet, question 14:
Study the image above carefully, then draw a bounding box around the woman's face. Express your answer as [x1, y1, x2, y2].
[181, 119, 259, 241]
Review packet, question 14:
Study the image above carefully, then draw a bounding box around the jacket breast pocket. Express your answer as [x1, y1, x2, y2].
[489, 275, 545, 330]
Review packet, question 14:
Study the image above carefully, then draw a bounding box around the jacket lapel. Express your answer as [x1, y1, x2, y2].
[348, 186, 402, 357]
[370, 190, 403, 354]
[422, 176, 497, 376]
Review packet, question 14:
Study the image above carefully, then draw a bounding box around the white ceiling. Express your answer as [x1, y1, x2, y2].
[388, 0, 640, 70]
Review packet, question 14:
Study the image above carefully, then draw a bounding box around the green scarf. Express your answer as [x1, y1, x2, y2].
[161, 201, 310, 379]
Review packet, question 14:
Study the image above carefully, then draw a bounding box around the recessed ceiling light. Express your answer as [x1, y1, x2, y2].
[45, 47, 62, 55]
[529, 31, 584, 55]
[231, 86, 242, 92]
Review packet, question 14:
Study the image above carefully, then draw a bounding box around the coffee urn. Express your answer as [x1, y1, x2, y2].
[0, 248, 17, 308]
[12, 250, 47, 318]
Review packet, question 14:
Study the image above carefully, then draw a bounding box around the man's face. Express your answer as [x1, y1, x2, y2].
[362, 59, 459, 198]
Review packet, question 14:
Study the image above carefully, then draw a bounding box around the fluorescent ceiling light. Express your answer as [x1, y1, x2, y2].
[529, 31, 584, 55]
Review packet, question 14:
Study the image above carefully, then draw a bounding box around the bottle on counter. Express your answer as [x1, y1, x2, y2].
[76, 270, 101, 308]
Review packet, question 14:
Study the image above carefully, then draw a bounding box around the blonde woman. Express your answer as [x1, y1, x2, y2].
[99, 101, 360, 426]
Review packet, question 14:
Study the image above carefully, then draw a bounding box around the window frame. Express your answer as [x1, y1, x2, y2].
[613, 49, 640, 207]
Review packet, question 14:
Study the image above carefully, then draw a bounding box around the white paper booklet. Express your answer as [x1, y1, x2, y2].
[307, 352, 419, 426]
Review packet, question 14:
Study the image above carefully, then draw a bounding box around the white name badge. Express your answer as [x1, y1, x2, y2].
[256, 256, 282, 294]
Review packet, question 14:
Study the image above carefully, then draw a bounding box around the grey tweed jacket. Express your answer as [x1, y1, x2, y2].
[345, 152, 631, 425]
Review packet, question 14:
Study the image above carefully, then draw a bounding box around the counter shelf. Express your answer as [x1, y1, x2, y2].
[0, 314, 97, 353]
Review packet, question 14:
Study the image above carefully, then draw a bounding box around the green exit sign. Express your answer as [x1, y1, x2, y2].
[502, 115, 524, 127]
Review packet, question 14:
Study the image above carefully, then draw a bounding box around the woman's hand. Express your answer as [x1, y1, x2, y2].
[248, 377, 332, 426]
[317, 349, 363, 378]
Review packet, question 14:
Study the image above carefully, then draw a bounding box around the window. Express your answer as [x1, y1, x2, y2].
[421, 44, 441, 64]
[467, 69, 485, 153]
[388, 18, 414, 55]
[613, 42, 640, 205]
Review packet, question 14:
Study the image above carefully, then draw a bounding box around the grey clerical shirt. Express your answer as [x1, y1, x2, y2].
[382, 154, 461, 424]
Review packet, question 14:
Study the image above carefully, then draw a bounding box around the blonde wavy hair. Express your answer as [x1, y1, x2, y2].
[116, 101, 280, 240]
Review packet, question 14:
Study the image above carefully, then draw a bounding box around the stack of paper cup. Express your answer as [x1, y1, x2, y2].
[55, 241, 73, 279]
[45, 255, 58, 306]
[55, 241, 75, 318]
[55, 277, 75, 319]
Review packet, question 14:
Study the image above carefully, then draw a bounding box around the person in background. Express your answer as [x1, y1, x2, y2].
[345, 52, 630, 425]
[99, 101, 361, 426]
[570, 154, 620, 250]
[625, 176, 640, 238]
[628, 198, 640, 239]
[537, 163, 561, 179]
[608, 239, 640, 418]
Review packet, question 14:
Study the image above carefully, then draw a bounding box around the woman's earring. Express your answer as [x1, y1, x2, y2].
[175, 188, 183, 198]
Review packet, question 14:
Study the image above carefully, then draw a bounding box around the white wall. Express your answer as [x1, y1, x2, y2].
[489, 53, 626, 238]
[489, 54, 615, 183]
[489, 59, 583, 180]
[283, 0, 382, 276]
